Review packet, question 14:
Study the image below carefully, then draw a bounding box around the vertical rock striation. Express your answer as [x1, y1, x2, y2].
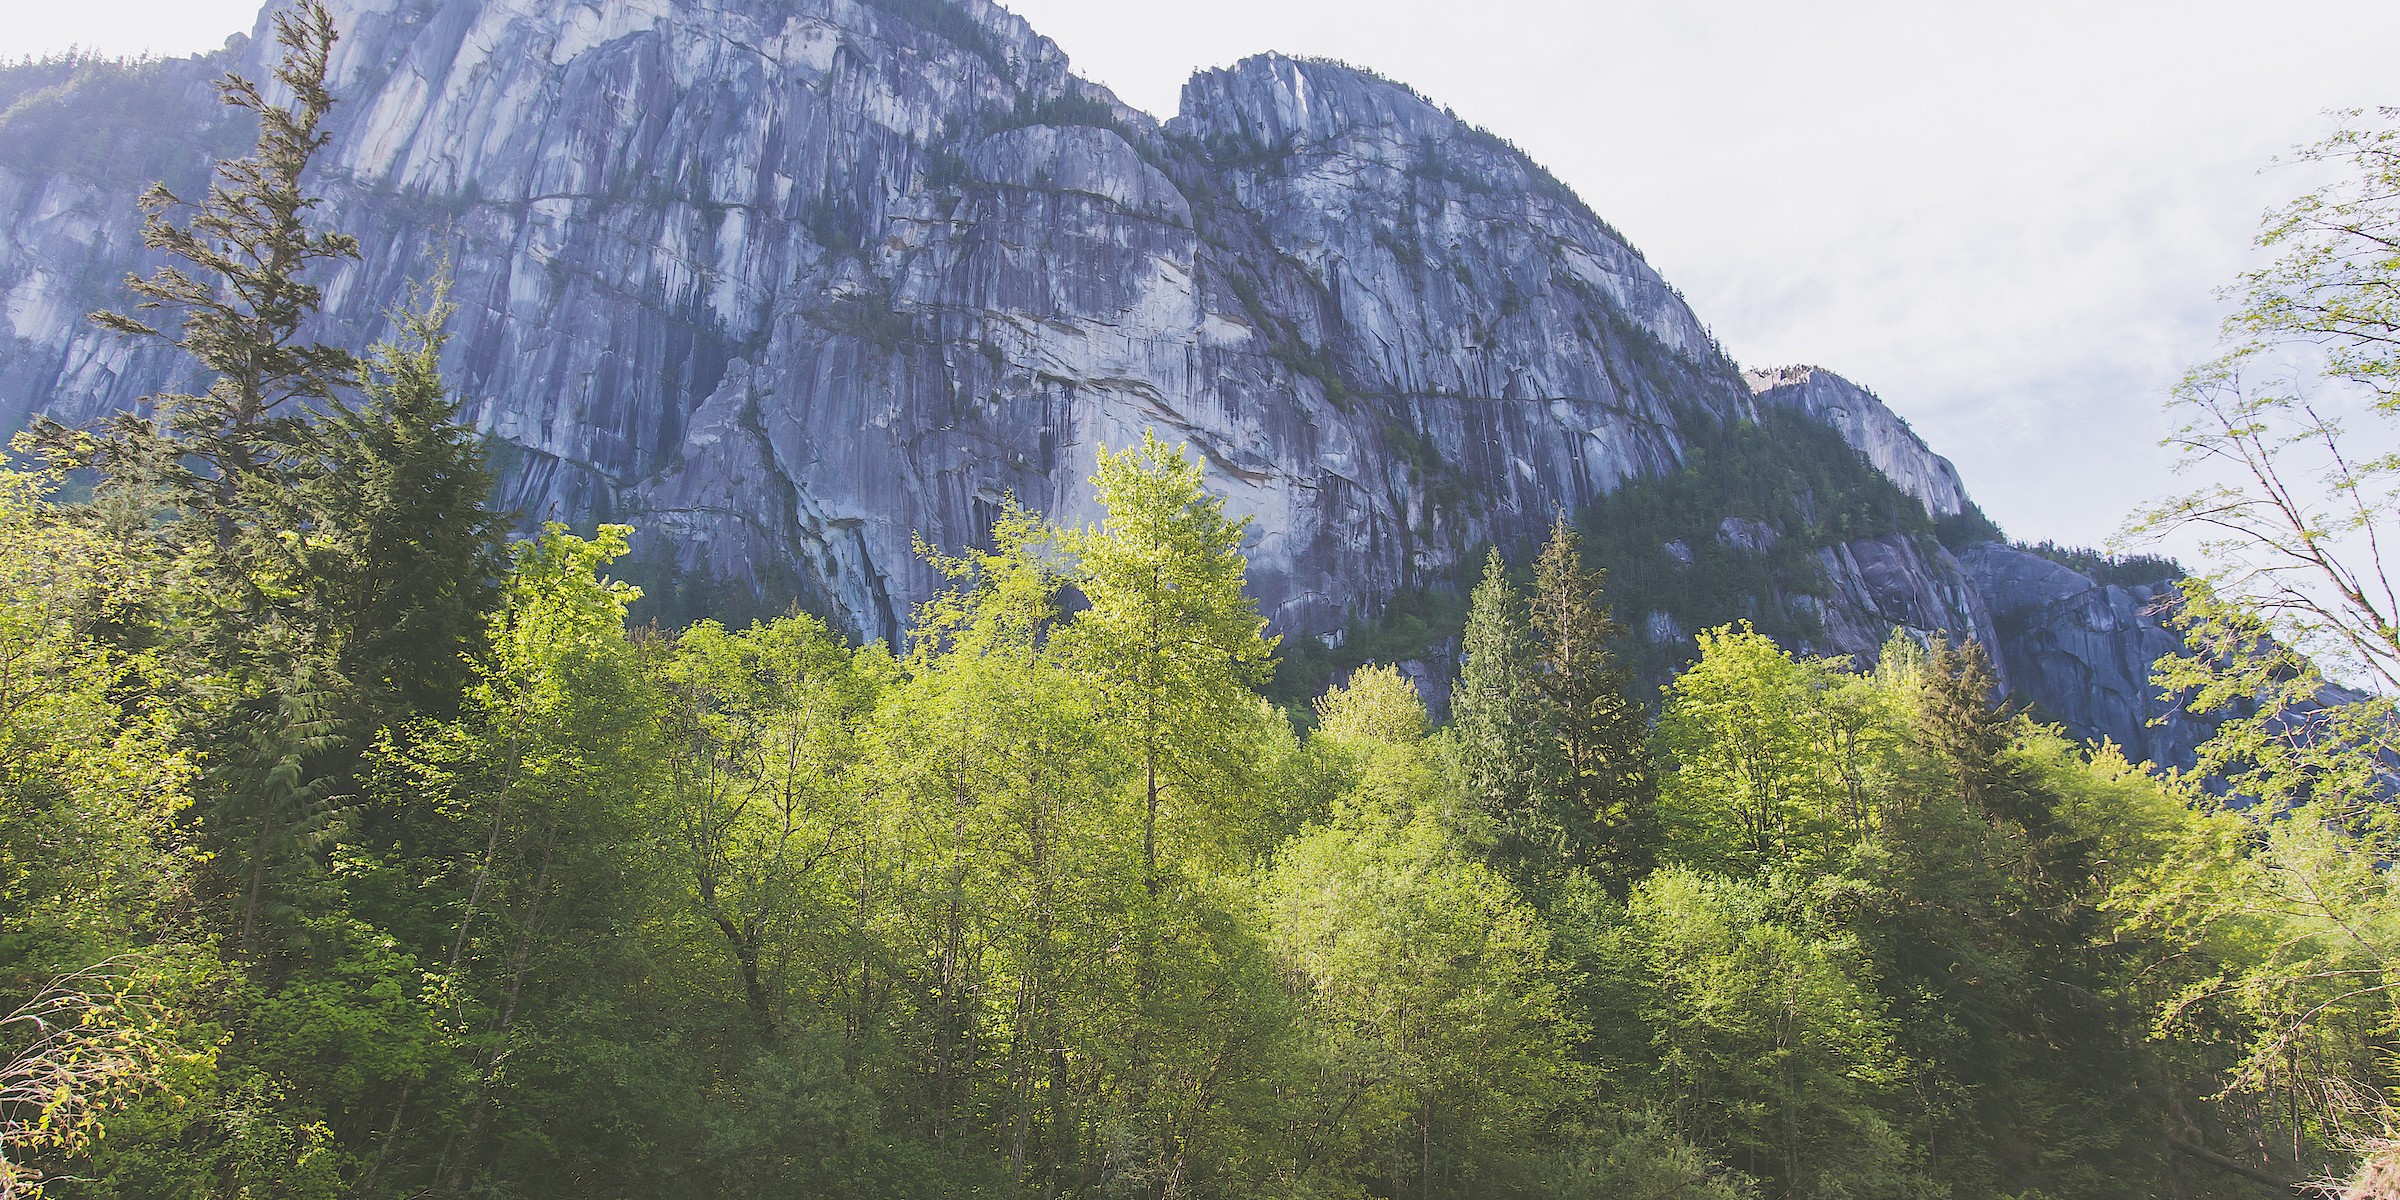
[1959, 543, 2217, 770]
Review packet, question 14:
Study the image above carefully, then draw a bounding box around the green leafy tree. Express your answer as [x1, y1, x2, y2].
[387, 525, 669, 1193]
[1057, 432, 1278, 891]
[0, 470, 190, 981]
[1262, 670, 1581, 1198]
[662, 612, 884, 1039]
[1612, 868, 1915, 1199]
[858, 505, 1123, 1173]
[1652, 623, 1843, 874]
[2122, 108, 2400, 1184]
[0, 471, 200, 1196]
[1868, 641, 2144, 1198]
[1047, 448, 1299, 1197]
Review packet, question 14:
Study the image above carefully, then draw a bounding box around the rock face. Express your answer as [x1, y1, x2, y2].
[1810, 534, 2003, 673]
[0, 0, 1746, 645]
[0, 0, 2206, 762]
[1749, 365, 1972, 519]
[1960, 543, 2213, 769]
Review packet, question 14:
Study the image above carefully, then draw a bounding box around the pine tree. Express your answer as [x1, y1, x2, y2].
[1527, 517, 1656, 890]
[1449, 548, 1555, 883]
[76, 0, 358, 617]
[303, 277, 500, 725]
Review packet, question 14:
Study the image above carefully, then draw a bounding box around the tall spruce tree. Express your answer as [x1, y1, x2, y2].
[303, 277, 500, 726]
[67, 0, 362, 955]
[1527, 517, 1657, 890]
[1449, 548, 1554, 883]
[81, 0, 358, 618]
[57, 1, 499, 954]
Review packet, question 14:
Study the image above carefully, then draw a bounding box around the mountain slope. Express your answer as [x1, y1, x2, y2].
[0, 0, 2205, 764]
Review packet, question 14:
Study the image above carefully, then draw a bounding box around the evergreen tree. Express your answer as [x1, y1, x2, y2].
[303, 277, 500, 726]
[74, 0, 357, 617]
[1870, 640, 2143, 1197]
[65, 0, 363, 957]
[1527, 518, 1656, 890]
[1449, 549, 1552, 882]
[45, 1, 502, 960]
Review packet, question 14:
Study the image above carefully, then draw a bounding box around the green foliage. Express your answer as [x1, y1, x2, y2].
[1527, 520, 1656, 889]
[660, 611, 885, 1038]
[1652, 623, 1853, 876]
[1447, 526, 1657, 899]
[2015, 539, 2184, 587]
[1058, 432, 1280, 888]
[2121, 111, 2400, 1186]
[1448, 550, 1547, 858]
[304, 275, 501, 726]
[12, 417, 2320, 1197]
[1614, 868, 1915, 1196]
[1259, 799, 1578, 1196]
[1266, 584, 1464, 711]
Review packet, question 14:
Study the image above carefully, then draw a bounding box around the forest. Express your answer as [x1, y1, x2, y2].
[8, 6, 2400, 1199]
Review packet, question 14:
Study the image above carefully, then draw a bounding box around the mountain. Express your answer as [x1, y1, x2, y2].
[0, 0, 2207, 763]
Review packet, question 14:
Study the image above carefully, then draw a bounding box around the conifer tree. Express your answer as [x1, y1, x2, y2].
[79, 0, 358, 614]
[304, 278, 500, 725]
[1527, 517, 1656, 889]
[51, 0, 362, 956]
[1872, 639, 2135, 1197]
[1449, 548, 1554, 880]
[52, 1, 501, 956]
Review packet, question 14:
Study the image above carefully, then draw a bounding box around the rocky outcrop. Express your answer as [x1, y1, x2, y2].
[1959, 543, 2214, 769]
[1810, 535, 2003, 674]
[1748, 365, 1971, 519]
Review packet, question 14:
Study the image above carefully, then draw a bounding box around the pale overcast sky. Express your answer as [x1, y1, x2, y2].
[8, 0, 2397, 551]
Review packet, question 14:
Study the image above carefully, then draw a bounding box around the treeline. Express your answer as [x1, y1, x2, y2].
[0, 7, 2376, 1199]
[2, 449, 2322, 1199]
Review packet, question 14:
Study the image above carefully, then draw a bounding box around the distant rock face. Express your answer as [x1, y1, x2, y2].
[1959, 543, 2215, 769]
[1749, 365, 1972, 519]
[1715, 517, 1777, 554]
[0, 0, 2213, 763]
[0, 0, 1746, 645]
[1813, 535, 2004, 676]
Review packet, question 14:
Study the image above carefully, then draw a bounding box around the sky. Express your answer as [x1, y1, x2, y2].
[9, 0, 2399, 552]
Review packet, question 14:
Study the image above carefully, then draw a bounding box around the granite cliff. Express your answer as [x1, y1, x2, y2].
[0, 0, 2207, 763]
